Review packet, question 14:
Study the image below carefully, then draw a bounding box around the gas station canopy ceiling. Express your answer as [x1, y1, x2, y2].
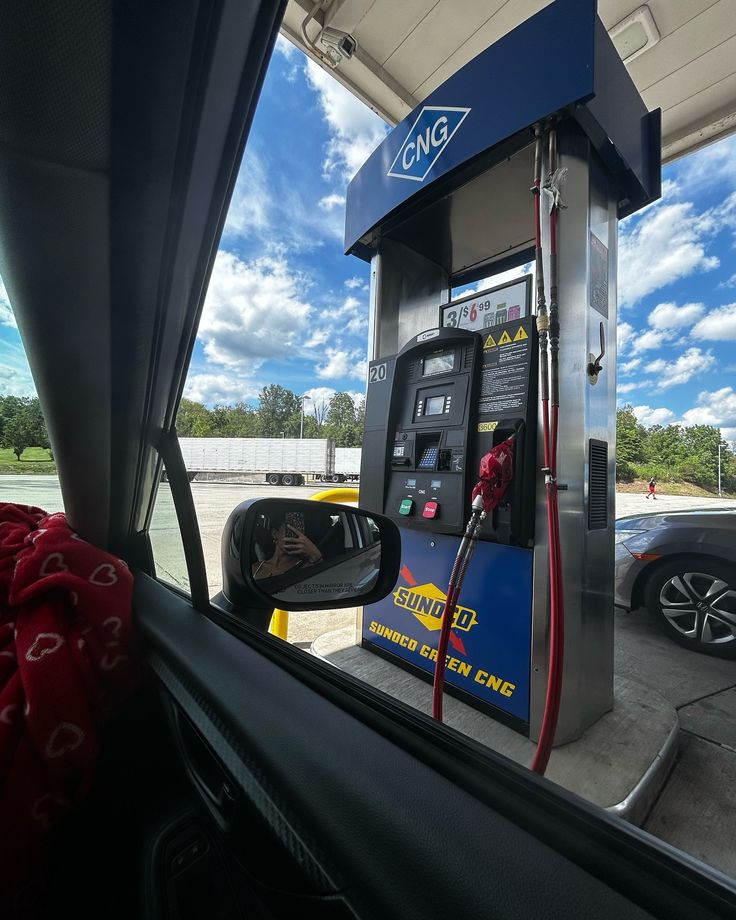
[281, 0, 736, 163]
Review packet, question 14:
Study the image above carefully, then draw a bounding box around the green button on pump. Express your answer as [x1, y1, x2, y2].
[399, 498, 414, 516]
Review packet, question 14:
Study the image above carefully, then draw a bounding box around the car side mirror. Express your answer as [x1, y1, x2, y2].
[213, 498, 401, 626]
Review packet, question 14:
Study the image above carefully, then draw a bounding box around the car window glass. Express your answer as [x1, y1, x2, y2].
[164, 39, 736, 887]
[149, 463, 190, 593]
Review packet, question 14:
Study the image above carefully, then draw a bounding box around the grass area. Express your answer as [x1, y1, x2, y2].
[617, 478, 736, 499]
[0, 447, 56, 474]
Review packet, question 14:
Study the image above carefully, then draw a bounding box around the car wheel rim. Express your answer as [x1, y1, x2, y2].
[659, 572, 736, 645]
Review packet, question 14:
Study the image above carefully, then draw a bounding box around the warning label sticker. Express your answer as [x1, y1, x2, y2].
[590, 232, 609, 318]
[479, 317, 534, 418]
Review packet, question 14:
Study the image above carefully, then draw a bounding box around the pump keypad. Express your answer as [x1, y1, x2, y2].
[418, 447, 438, 469]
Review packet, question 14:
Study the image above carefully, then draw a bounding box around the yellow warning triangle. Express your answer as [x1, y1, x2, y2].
[483, 333, 497, 348]
[498, 330, 512, 345]
[513, 325, 528, 341]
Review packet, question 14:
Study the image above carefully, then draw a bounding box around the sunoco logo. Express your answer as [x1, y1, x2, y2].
[387, 106, 471, 182]
[393, 583, 478, 633]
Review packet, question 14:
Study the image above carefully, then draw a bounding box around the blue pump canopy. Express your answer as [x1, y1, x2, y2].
[344, 0, 660, 276]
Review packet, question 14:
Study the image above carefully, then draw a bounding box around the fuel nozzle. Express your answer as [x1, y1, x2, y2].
[471, 436, 515, 514]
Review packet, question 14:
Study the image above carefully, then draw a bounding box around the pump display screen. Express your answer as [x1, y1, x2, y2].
[423, 353, 454, 376]
[424, 395, 446, 416]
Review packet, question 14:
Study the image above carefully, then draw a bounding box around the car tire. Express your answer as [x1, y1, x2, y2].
[644, 556, 736, 659]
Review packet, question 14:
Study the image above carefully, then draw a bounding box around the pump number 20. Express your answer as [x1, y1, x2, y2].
[369, 363, 387, 383]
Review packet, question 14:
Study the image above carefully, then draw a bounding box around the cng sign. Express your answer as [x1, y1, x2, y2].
[387, 106, 471, 182]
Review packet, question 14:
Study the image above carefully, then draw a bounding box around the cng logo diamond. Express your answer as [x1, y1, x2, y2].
[387, 106, 471, 182]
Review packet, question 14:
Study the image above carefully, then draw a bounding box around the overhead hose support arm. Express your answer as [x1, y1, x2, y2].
[432, 437, 515, 722]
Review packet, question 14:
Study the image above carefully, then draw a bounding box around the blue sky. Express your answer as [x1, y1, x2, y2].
[1, 35, 735, 439]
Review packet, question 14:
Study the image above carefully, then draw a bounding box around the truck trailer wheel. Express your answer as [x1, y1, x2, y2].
[267, 473, 281, 485]
[281, 473, 295, 486]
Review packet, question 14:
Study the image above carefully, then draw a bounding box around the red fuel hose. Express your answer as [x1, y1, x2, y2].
[433, 440, 515, 722]
[530, 126, 565, 776]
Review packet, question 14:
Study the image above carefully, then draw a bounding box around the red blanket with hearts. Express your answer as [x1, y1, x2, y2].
[0, 503, 137, 895]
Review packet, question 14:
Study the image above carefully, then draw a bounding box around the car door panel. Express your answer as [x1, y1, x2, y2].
[135, 573, 736, 920]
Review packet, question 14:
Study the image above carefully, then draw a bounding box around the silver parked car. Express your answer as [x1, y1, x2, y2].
[615, 508, 736, 659]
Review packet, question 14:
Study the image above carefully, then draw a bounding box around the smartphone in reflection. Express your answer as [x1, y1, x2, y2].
[285, 510, 305, 534]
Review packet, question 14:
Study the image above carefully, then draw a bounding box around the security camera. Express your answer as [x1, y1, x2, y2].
[319, 27, 357, 61]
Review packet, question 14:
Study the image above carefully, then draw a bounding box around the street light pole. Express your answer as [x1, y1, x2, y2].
[718, 441, 722, 497]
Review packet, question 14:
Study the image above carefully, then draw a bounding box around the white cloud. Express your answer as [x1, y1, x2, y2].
[275, 34, 298, 61]
[681, 387, 736, 443]
[618, 357, 641, 374]
[223, 152, 270, 239]
[676, 134, 736, 193]
[630, 329, 673, 354]
[0, 337, 35, 396]
[302, 386, 365, 414]
[646, 347, 716, 389]
[316, 348, 352, 379]
[618, 321, 635, 353]
[198, 251, 312, 370]
[319, 193, 346, 211]
[316, 347, 367, 381]
[455, 263, 533, 299]
[305, 328, 330, 348]
[0, 363, 36, 397]
[660, 178, 679, 199]
[632, 405, 677, 427]
[618, 201, 719, 306]
[691, 303, 736, 341]
[0, 277, 16, 329]
[718, 273, 736, 289]
[647, 301, 704, 330]
[184, 373, 260, 406]
[345, 276, 368, 290]
[305, 59, 388, 181]
[616, 382, 640, 393]
[318, 294, 367, 332]
[303, 386, 336, 415]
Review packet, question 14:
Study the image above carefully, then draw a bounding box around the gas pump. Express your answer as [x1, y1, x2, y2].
[346, 0, 660, 750]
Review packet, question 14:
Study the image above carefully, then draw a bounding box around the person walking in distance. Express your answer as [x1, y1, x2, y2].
[645, 476, 657, 500]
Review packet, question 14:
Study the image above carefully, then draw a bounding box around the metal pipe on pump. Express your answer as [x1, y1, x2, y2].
[431, 125, 567, 776]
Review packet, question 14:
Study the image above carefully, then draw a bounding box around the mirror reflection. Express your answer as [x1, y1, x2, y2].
[249, 504, 383, 604]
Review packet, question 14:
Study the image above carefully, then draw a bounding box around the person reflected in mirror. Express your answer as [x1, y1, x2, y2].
[252, 513, 323, 580]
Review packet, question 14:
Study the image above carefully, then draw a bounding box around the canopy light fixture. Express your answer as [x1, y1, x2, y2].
[609, 5, 660, 63]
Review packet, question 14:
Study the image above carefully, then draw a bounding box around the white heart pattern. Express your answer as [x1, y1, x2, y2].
[45, 721, 85, 759]
[103, 616, 122, 642]
[31, 794, 69, 829]
[89, 563, 118, 586]
[26, 632, 65, 662]
[0, 703, 19, 724]
[39, 552, 68, 577]
[101, 646, 127, 671]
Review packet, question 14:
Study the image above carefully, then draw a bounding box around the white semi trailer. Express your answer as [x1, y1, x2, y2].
[178, 437, 335, 486]
[329, 446, 362, 482]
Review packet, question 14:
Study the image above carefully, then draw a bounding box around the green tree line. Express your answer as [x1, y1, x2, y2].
[617, 405, 736, 493]
[177, 385, 365, 447]
[0, 395, 51, 459]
